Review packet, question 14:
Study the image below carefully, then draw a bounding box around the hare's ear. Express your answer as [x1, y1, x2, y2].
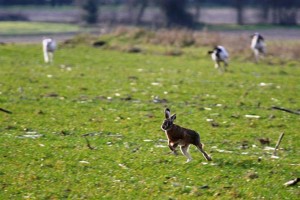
[170, 114, 176, 122]
[165, 108, 171, 119]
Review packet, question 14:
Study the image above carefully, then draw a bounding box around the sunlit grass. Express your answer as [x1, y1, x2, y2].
[0, 33, 299, 199]
[0, 21, 81, 35]
[205, 24, 300, 31]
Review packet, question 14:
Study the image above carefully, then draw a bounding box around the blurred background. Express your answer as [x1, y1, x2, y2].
[1, 0, 300, 26]
[0, 0, 299, 42]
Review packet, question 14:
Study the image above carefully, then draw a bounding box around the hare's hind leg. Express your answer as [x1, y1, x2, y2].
[180, 145, 192, 163]
[196, 143, 212, 161]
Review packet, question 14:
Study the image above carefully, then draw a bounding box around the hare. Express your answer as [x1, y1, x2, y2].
[161, 108, 212, 163]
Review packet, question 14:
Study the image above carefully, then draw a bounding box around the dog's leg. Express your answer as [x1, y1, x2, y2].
[224, 60, 228, 72]
[215, 61, 220, 69]
[259, 48, 265, 61]
[196, 143, 212, 161]
[48, 52, 53, 63]
[180, 145, 192, 163]
[254, 49, 259, 63]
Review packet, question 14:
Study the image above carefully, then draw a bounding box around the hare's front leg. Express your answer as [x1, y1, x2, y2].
[168, 142, 178, 155]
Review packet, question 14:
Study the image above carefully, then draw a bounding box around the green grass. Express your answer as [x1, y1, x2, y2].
[0, 36, 299, 199]
[204, 24, 300, 31]
[0, 21, 81, 35]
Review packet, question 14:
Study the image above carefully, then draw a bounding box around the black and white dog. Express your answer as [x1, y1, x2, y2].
[42, 37, 56, 63]
[208, 46, 229, 72]
[251, 33, 265, 62]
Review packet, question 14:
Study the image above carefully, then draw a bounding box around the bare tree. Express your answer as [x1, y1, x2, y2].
[259, 0, 271, 24]
[256, 0, 300, 25]
[125, 0, 148, 25]
[157, 0, 194, 28]
[271, 0, 299, 25]
[194, 0, 202, 22]
[235, 0, 244, 25]
[135, 0, 148, 25]
[77, 0, 99, 24]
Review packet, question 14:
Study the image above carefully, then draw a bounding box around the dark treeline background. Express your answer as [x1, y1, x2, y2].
[0, 0, 73, 6]
[0, 0, 299, 26]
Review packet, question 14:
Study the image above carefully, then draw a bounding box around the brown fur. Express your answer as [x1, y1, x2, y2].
[161, 108, 212, 162]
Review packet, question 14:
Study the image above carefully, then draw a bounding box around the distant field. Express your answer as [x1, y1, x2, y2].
[0, 30, 299, 199]
[0, 21, 81, 35]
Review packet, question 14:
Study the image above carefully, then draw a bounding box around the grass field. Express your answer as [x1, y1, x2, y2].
[0, 22, 81, 35]
[0, 30, 299, 199]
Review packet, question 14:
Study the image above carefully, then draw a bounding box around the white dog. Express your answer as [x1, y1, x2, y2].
[42, 37, 56, 63]
[251, 33, 265, 62]
[208, 46, 229, 72]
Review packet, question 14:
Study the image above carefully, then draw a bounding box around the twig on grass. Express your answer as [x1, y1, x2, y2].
[273, 132, 284, 156]
[284, 178, 300, 187]
[272, 106, 300, 115]
[242, 85, 255, 98]
[82, 135, 96, 150]
[0, 108, 12, 114]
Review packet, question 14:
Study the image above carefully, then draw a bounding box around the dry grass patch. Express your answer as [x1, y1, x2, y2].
[62, 27, 300, 63]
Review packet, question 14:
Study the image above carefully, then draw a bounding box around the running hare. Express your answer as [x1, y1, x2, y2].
[161, 108, 212, 162]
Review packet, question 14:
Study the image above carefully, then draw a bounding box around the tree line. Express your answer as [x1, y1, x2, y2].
[0, 0, 72, 6]
[1, 0, 299, 26]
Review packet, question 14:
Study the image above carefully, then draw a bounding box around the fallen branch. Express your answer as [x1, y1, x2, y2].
[273, 132, 284, 156]
[0, 108, 12, 114]
[272, 106, 300, 115]
[82, 135, 96, 150]
[284, 178, 300, 187]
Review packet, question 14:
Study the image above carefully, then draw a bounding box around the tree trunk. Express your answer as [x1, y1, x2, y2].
[235, 0, 244, 25]
[194, 0, 201, 22]
[158, 0, 194, 28]
[135, 0, 148, 25]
